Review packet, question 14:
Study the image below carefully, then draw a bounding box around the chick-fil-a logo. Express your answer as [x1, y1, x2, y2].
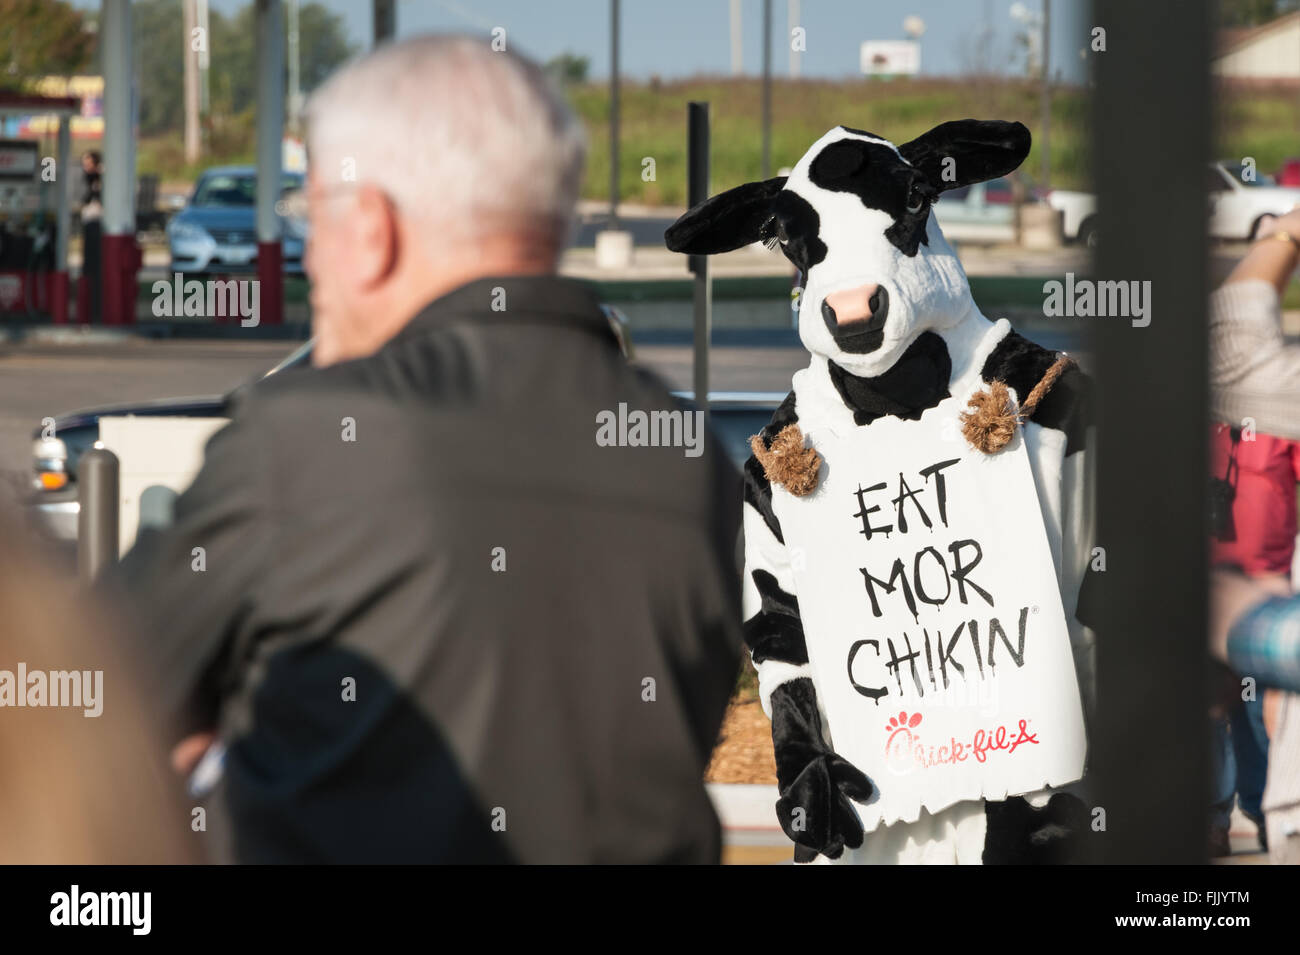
[883, 711, 1040, 776]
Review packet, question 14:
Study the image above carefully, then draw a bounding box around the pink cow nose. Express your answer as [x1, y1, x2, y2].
[823, 283, 885, 325]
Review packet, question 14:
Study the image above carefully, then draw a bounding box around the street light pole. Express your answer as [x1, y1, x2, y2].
[610, 0, 621, 229]
[762, 0, 772, 179]
[288, 0, 301, 136]
[1040, 0, 1051, 191]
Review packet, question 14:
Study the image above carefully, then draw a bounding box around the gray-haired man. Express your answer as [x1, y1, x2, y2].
[112, 36, 742, 864]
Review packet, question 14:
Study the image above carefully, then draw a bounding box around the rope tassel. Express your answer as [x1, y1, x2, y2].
[750, 424, 822, 497]
[960, 353, 1075, 454]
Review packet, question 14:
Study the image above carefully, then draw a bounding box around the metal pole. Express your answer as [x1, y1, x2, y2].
[100, 0, 132, 239]
[730, 0, 743, 76]
[609, 0, 621, 229]
[1092, 0, 1209, 863]
[55, 119, 69, 275]
[1040, 0, 1051, 191]
[288, 0, 301, 136]
[100, 0, 136, 325]
[198, 0, 210, 114]
[688, 102, 711, 420]
[183, 0, 200, 163]
[78, 448, 120, 581]
[255, 0, 285, 325]
[761, 0, 772, 179]
[52, 116, 71, 324]
[373, 0, 395, 45]
[789, 0, 801, 79]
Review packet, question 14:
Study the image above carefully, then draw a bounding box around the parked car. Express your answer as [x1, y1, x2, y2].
[1045, 188, 1098, 248]
[168, 166, 306, 276]
[1047, 162, 1300, 247]
[1208, 160, 1300, 238]
[30, 309, 775, 543]
[931, 177, 1024, 244]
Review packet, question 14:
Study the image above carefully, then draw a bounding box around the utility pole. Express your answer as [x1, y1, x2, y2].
[373, 0, 395, 45]
[288, 0, 301, 136]
[609, 0, 621, 228]
[789, 0, 801, 78]
[197, 0, 210, 115]
[1041, 0, 1051, 190]
[183, 0, 200, 163]
[730, 0, 743, 75]
[762, 0, 772, 179]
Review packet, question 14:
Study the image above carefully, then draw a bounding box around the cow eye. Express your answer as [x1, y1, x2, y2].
[905, 186, 928, 215]
[762, 216, 789, 251]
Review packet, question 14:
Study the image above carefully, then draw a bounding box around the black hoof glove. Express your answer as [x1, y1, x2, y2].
[770, 678, 874, 861]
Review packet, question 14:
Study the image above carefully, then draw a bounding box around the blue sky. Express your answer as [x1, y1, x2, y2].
[72, 0, 1092, 83]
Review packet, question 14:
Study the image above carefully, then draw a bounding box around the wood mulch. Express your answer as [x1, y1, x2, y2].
[705, 694, 778, 784]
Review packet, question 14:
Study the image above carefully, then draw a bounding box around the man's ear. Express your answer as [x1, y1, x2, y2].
[665, 176, 787, 254]
[897, 120, 1031, 192]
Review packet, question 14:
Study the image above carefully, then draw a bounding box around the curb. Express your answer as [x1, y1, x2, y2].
[707, 782, 783, 837]
[2, 325, 135, 346]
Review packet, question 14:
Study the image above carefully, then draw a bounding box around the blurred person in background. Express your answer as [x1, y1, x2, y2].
[107, 36, 742, 864]
[1208, 206, 1300, 862]
[79, 150, 103, 325]
[0, 515, 196, 863]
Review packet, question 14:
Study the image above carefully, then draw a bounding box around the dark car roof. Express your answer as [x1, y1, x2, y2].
[36, 395, 228, 436]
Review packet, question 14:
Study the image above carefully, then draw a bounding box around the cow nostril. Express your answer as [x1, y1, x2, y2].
[821, 299, 838, 330]
[868, 287, 884, 316]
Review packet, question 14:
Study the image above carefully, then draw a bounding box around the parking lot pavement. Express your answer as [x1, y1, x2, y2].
[0, 337, 807, 509]
[633, 342, 807, 394]
[0, 339, 292, 507]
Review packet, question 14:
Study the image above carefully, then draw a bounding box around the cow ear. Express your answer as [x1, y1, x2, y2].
[665, 177, 787, 254]
[897, 120, 1031, 192]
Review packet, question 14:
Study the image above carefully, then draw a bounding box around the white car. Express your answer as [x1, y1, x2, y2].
[1207, 161, 1300, 239]
[1044, 189, 1098, 247]
[1046, 163, 1300, 247]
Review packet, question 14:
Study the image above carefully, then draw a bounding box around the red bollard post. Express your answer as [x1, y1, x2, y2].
[257, 240, 283, 326]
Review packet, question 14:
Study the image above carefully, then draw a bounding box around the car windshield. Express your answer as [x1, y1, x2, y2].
[193, 173, 304, 207]
[985, 178, 1013, 203]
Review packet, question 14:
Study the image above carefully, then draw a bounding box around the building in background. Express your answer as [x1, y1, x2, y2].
[1214, 12, 1300, 80]
[860, 40, 920, 78]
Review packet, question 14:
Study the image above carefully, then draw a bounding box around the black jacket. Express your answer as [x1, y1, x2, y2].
[114, 276, 743, 863]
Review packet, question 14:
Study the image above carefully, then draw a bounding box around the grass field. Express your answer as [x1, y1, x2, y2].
[570, 76, 1092, 205]
[133, 76, 1300, 210]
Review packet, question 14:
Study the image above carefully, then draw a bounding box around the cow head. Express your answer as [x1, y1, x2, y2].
[665, 120, 1031, 377]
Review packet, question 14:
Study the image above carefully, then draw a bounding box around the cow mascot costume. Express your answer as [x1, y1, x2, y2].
[667, 120, 1095, 864]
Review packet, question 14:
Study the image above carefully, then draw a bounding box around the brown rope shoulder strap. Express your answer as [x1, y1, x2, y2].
[753, 352, 1075, 493]
[960, 353, 1075, 454]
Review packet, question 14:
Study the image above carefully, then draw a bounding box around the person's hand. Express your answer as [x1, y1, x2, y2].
[1253, 207, 1300, 241]
[1209, 570, 1290, 663]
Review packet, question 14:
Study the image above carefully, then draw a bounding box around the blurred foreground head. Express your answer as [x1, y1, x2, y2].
[0, 518, 197, 863]
[303, 35, 587, 366]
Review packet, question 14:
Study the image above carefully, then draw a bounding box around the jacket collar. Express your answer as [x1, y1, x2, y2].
[390, 275, 614, 346]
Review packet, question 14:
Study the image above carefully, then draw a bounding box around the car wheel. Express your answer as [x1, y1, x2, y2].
[1078, 218, 1097, 249]
[1249, 215, 1274, 240]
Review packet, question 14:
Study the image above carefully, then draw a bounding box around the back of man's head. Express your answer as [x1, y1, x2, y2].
[308, 34, 585, 242]
[303, 36, 587, 366]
